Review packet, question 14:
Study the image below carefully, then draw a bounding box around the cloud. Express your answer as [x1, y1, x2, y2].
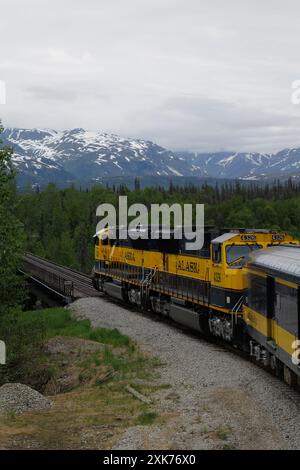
[25, 85, 79, 102]
[47, 49, 96, 66]
[1, 0, 300, 152]
[132, 95, 300, 152]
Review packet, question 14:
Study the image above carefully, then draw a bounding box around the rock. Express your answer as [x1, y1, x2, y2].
[0, 383, 53, 414]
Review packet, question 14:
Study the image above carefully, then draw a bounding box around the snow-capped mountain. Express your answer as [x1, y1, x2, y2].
[2, 128, 188, 186]
[176, 149, 300, 180]
[178, 151, 273, 179]
[2, 127, 300, 187]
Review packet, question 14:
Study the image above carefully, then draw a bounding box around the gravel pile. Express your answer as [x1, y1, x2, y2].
[70, 297, 300, 450]
[0, 383, 53, 414]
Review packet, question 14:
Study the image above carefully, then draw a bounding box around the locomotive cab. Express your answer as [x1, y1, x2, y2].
[209, 229, 298, 312]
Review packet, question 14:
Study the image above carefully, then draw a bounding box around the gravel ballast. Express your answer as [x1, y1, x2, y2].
[70, 297, 300, 450]
[0, 383, 53, 414]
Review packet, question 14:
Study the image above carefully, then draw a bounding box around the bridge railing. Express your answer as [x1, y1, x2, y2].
[21, 259, 74, 299]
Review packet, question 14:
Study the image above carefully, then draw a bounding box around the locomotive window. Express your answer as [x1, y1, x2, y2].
[212, 243, 222, 263]
[226, 244, 262, 268]
[275, 282, 298, 335]
[94, 236, 99, 246]
[181, 230, 216, 258]
[248, 273, 267, 315]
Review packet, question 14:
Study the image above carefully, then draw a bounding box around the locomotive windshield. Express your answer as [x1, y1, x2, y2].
[226, 244, 262, 268]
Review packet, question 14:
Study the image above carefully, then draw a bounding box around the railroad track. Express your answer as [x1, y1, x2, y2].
[22, 252, 99, 298]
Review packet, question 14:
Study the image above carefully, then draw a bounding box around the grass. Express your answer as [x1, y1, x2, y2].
[2, 307, 142, 391]
[31, 307, 158, 384]
[21, 307, 162, 386]
[213, 426, 232, 441]
[25, 307, 134, 349]
[0, 385, 159, 450]
[136, 412, 158, 426]
[0, 306, 165, 449]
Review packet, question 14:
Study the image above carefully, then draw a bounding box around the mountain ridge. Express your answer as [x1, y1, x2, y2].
[2, 127, 300, 187]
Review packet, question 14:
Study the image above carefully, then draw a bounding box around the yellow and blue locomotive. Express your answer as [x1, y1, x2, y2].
[92, 226, 300, 385]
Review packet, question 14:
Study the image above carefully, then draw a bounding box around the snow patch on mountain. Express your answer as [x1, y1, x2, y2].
[3, 127, 300, 186]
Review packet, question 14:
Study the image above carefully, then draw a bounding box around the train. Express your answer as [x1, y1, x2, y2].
[92, 226, 300, 387]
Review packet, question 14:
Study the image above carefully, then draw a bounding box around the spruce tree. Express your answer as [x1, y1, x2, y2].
[0, 124, 25, 315]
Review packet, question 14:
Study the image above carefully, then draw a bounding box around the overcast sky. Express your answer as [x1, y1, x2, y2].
[1, 0, 300, 152]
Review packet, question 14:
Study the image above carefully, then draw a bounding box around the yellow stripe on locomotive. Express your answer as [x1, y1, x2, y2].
[94, 226, 298, 314]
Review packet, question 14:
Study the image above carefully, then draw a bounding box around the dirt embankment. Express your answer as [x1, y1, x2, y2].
[2, 296, 300, 450]
[0, 332, 162, 450]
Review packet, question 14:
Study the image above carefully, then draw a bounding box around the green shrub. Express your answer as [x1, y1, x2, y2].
[0, 307, 46, 384]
